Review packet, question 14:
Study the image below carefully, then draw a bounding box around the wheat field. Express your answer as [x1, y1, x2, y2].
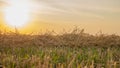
[0, 29, 120, 68]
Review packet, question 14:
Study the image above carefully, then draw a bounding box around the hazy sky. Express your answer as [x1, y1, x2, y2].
[0, 0, 120, 34]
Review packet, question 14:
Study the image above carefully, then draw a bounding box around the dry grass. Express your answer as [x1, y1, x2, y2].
[0, 28, 120, 68]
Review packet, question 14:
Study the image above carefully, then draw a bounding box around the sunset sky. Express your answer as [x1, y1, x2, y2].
[0, 0, 120, 34]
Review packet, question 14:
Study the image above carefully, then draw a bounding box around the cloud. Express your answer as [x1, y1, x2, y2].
[34, 0, 120, 20]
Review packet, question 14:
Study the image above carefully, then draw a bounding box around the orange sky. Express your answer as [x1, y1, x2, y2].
[0, 0, 120, 35]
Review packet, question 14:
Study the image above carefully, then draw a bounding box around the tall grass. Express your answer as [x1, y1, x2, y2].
[0, 28, 120, 68]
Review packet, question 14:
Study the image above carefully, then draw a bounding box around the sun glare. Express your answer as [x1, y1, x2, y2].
[3, 0, 31, 28]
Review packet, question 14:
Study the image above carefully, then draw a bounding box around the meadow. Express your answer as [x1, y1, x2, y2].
[0, 28, 120, 68]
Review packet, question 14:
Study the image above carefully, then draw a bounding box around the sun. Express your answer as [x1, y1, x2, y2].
[3, 0, 31, 28]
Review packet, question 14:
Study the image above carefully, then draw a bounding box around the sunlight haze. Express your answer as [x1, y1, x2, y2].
[0, 0, 120, 34]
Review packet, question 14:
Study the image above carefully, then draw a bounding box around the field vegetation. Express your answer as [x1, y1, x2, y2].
[0, 28, 120, 68]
